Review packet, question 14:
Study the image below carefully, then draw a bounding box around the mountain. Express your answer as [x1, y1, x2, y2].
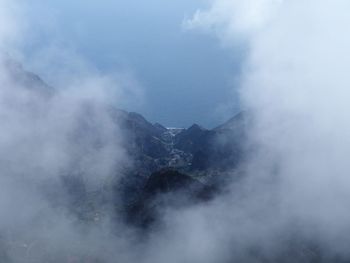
[1, 59, 246, 229]
[5, 58, 338, 262]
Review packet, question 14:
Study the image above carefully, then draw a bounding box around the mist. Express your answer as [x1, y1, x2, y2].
[182, 0, 350, 260]
[1, 0, 350, 262]
[0, 1, 132, 261]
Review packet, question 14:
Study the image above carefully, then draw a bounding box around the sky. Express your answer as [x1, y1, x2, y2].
[21, 0, 244, 128]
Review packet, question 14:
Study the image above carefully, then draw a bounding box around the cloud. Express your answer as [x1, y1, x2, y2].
[0, 1, 138, 261]
[183, 0, 350, 260]
[184, 0, 284, 44]
[242, 0, 350, 240]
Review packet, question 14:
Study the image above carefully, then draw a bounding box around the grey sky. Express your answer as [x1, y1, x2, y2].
[26, 0, 244, 128]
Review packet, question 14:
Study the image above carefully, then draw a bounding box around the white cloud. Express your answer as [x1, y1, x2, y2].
[181, 0, 350, 259]
[184, 0, 284, 44]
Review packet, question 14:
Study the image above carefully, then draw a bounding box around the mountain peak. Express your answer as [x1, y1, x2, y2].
[214, 111, 246, 131]
[188, 123, 206, 131]
[1, 56, 54, 98]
